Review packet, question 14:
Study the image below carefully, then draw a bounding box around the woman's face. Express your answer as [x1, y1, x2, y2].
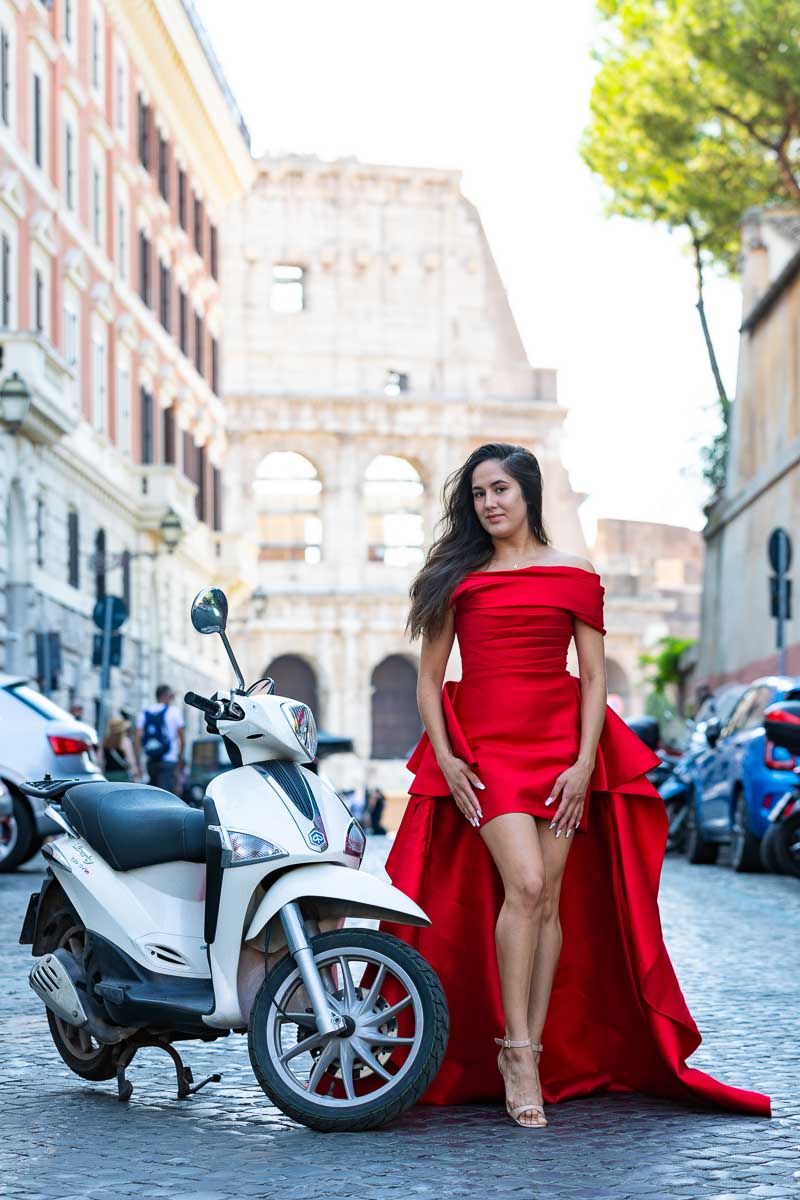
[470, 459, 527, 538]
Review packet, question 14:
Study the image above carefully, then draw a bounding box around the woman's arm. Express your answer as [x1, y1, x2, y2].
[417, 607, 485, 826]
[547, 564, 608, 836]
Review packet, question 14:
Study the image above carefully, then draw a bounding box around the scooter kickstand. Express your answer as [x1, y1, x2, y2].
[113, 1038, 222, 1102]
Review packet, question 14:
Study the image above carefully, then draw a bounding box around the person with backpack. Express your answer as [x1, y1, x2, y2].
[134, 685, 185, 794]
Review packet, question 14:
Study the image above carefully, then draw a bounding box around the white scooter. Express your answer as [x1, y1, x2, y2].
[20, 587, 448, 1131]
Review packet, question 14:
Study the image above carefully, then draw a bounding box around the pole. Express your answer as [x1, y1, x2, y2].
[777, 535, 788, 677]
[97, 596, 113, 742]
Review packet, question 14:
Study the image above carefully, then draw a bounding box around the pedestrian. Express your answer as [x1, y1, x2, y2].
[102, 716, 135, 782]
[380, 442, 771, 1125]
[367, 787, 387, 835]
[69, 700, 85, 721]
[134, 685, 186, 795]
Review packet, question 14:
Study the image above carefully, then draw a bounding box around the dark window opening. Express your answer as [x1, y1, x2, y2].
[370, 655, 422, 758]
[94, 528, 106, 600]
[178, 166, 187, 229]
[211, 466, 222, 532]
[67, 508, 80, 588]
[209, 223, 218, 280]
[34, 268, 43, 332]
[33, 73, 43, 167]
[194, 311, 204, 376]
[162, 404, 175, 464]
[178, 288, 188, 355]
[137, 93, 149, 169]
[138, 231, 151, 306]
[158, 134, 169, 201]
[211, 336, 219, 395]
[140, 387, 154, 464]
[0, 29, 9, 127]
[385, 370, 410, 396]
[121, 549, 131, 614]
[195, 444, 206, 521]
[1, 233, 10, 326]
[158, 260, 171, 331]
[193, 194, 203, 256]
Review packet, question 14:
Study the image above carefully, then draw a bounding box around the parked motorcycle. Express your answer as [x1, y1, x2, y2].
[19, 587, 448, 1131]
[761, 700, 800, 878]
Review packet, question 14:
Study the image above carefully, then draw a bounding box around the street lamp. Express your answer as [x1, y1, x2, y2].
[159, 507, 183, 553]
[251, 584, 268, 619]
[0, 372, 32, 430]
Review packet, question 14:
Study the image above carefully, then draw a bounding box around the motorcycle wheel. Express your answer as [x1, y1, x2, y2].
[730, 791, 762, 873]
[248, 927, 448, 1132]
[40, 907, 118, 1081]
[774, 811, 800, 878]
[685, 795, 719, 865]
[0, 791, 35, 873]
[759, 822, 785, 874]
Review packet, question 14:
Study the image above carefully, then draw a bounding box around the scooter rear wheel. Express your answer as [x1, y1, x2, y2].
[248, 927, 448, 1132]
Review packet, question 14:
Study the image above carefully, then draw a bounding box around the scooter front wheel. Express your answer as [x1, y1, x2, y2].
[248, 928, 448, 1131]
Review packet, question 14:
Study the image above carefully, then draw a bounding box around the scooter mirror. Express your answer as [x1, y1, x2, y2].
[191, 587, 228, 635]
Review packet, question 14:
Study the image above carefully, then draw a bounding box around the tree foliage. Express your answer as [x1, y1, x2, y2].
[582, 1, 800, 489]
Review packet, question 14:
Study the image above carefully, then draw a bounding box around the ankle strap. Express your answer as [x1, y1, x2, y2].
[494, 1036, 531, 1048]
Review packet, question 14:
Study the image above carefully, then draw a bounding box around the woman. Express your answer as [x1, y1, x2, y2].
[102, 716, 135, 782]
[380, 442, 771, 1128]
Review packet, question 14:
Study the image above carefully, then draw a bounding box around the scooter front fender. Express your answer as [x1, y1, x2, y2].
[246, 863, 430, 943]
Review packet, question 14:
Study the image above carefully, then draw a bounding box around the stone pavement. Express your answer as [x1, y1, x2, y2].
[0, 837, 797, 1200]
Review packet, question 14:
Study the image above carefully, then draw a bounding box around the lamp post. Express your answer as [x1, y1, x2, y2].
[159, 507, 183, 553]
[251, 585, 268, 619]
[0, 372, 32, 431]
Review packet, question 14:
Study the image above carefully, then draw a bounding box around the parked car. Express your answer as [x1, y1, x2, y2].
[183, 729, 355, 805]
[685, 675, 800, 871]
[0, 676, 101, 872]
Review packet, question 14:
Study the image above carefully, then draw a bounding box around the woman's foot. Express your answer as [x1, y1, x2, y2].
[495, 1039, 547, 1127]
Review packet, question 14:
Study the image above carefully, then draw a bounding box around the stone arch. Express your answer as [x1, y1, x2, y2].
[266, 653, 320, 722]
[364, 454, 424, 566]
[370, 653, 422, 759]
[605, 657, 631, 715]
[255, 450, 322, 563]
[5, 481, 29, 674]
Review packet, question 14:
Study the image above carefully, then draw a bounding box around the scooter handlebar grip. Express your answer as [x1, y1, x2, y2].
[184, 691, 223, 717]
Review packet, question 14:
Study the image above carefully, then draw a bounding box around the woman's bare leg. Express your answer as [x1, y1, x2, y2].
[480, 812, 546, 1125]
[527, 817, 574, 1046]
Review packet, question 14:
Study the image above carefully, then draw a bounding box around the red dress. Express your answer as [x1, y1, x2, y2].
[380, 566, 771, 1116]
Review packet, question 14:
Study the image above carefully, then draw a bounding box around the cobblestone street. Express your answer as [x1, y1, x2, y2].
[1, 838, 797, 1200]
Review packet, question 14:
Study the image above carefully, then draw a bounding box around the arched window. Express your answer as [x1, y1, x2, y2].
[266, 654, 320, 720]
[255, 451, 321, 563]
[94, 528, 106, 600]
[365, 455, 424, 566]
[370, 655, 421, 759]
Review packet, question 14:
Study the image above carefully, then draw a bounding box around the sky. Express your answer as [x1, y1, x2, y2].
[195, 0, 742, 538]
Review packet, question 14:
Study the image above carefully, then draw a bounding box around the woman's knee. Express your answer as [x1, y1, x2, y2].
[505, 869, 545, 913]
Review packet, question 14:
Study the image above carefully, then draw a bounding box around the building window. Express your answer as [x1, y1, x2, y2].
[114, 49, 127, 136]
[34, 267, 44, 333]
[195, 444, 206, 521]
[116, 354, 131, 455]
[193, 194, 203, 256]
[138, 231, 151, 306]
[67, 508, 80, 588]
[91, 148, 105, 247]
[178, 287, 188, 354]
[255, 451, 322, 563]
[1, 232, 12, 327]
[194, 311, 204, 375]
[178, 166, 187, 229]
[211, 466, 222, 532]
[36, 493, 46, 568]
[32, 71, 44, 168]
[94, 528, 106, 600]
[210, 336, 219, 395]
[92, 325, 108, 432]
[365, 455, 424, 566]
[116, 192, 128, 280]
[64, 120, 76, 210]
[0, 26, 11, 129]
[140, 386, 154, 463]
[137, 93, 150, 169]
[63, 296, 79, 405]
[209, 223, 218, 280]
[182, 429, 193, 480]
[121, 549, 131, 613]
[90, 5, 103, 96]
[158, 134, 169, 201]
[270, 265, 305, 313]
[63, 0, 74, 46]
[162, 403, 175, 464]
[158, 260, 171, 331]
[385, 370, 410, 396]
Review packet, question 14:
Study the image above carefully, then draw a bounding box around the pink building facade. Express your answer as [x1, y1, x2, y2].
[0, 0, 253, 721]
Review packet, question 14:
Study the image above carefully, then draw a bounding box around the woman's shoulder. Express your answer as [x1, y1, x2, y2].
[542, 550, 598, 576]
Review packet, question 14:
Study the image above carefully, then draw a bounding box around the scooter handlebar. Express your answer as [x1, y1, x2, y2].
[184, 691, 225, 719]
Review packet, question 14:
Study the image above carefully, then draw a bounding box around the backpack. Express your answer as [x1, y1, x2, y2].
[142, 705, 171, 763]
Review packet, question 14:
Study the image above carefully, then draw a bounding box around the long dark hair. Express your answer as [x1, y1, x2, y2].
[407, 443, 550, 641]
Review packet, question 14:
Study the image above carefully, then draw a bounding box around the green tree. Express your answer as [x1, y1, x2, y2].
[639, 634, 696, 717]
[582, 0, 800, 490]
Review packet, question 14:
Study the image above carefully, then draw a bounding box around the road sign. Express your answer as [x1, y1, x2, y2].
[92, 633, 122, 668]
[768, 528, 792, 574]
[769, 576, 793, 622]
[92, 595, 127, 632]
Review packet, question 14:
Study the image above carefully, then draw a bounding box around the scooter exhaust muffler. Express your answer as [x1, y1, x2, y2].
[30, 952, 88, 1027]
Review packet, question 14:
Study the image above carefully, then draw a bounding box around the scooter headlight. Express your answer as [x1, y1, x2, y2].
[280, 702, 318, 758]
[228, 831, 287, 867]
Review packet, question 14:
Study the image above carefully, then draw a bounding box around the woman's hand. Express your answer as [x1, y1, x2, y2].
[545, 761, 592, 837]
[439, 753, 485, 827]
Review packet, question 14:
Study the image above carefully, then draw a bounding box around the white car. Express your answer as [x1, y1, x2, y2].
[0, 676, 102, 872]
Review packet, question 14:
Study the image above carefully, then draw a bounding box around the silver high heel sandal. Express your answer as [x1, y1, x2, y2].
[494, 1036, 547, 1128]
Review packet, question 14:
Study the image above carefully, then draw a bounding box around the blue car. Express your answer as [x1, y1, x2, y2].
[686, 675, 800, 871]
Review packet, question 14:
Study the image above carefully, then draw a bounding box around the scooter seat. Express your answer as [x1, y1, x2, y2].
[61, 782, 206, 871]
